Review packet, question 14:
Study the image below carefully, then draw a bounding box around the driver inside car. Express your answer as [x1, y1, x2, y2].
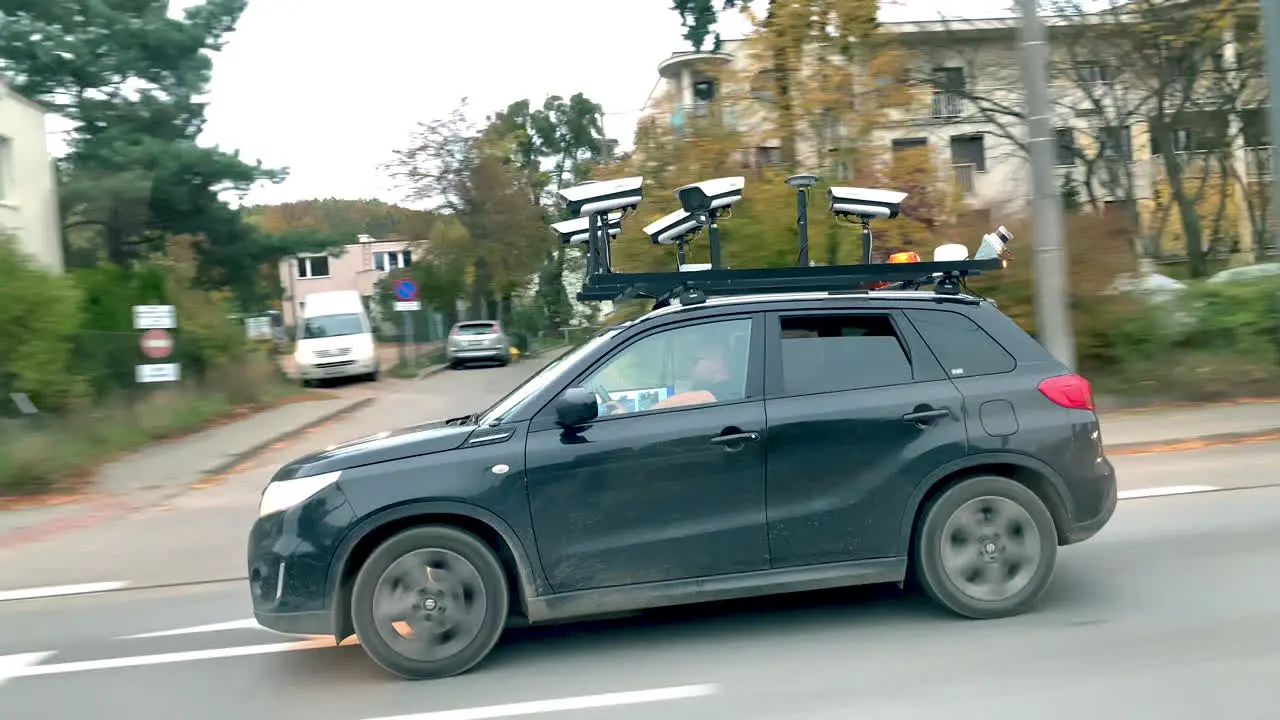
[601, 333, 745, 414]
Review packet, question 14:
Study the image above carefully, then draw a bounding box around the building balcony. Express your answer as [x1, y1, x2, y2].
[1244, 146, 1272, 178]
[657, 51, 734, 80]
[670, 101, 741, 134]
[953, 163, 977, 196]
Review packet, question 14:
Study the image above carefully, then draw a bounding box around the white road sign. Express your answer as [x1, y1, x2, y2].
[394, 301, 421, 312]
[244, 316, 273, 340]
[135, 363, 181, 383]
[132, 305, 177, 330]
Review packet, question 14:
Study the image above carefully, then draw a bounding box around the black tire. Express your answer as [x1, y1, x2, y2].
[351, 526, 508, 680]
[913, 475, 1057, 619]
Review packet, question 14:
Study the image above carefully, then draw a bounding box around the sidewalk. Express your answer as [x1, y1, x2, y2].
[1099, 400, 1280, 451]
[0, 396, 370, 540]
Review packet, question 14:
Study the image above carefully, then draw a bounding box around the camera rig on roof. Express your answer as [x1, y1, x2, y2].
[550, 174, 1015, 311]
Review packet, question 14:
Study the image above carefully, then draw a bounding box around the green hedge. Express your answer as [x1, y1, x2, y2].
[1075, 277, 1280, 401]
[0, 236, 299, 495]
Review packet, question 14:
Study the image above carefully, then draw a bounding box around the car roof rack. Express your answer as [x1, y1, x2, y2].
[551, 175, 1015, 311]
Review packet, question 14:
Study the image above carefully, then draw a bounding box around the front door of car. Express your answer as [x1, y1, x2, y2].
[762, 309, 968, 568]
[524, 314, 769, 594]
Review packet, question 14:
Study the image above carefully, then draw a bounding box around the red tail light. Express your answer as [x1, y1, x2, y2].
[1038, 373, 1094, 411]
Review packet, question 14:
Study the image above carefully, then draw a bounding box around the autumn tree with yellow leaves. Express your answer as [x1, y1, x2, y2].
[927, 0, 1269, 275]
[591, 0, 955, 273]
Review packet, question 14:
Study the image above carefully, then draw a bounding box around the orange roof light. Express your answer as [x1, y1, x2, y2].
[887, 251, 921, 264]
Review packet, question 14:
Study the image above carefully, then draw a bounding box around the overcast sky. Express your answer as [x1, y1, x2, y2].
[169, 0, 1009, 206]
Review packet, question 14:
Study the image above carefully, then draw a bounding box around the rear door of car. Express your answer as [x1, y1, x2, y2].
[761, 305, 968, 568]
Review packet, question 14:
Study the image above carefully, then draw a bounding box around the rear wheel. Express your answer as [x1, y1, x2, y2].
[351, 526, 508, 680]
[913, 475, 1057, 619]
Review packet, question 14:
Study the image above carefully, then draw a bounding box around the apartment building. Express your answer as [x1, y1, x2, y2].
[0, 85, 63, 273]
[279, 234, 415, 327]
[641, 13, 1272, 253]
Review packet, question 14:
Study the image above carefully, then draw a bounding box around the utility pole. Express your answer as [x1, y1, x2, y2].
[1018, 0, 1077, 369]
[1259, 0, 1280, 245]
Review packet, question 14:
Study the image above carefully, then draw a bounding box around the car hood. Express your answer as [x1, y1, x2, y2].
[272, 417, 476, 481]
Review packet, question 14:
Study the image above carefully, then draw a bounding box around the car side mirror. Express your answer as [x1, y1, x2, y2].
[555, 387, 599, 428]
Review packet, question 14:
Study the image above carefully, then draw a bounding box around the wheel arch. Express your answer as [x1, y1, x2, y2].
[898, 453, 1076, 560]
[327, 501, 540, 642]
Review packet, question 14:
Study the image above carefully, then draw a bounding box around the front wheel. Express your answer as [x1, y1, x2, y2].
[351, 526, 509, 680]
[913, 475, 1057, 619]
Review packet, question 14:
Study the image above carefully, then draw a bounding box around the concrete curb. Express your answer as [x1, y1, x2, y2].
[202, 397, 376, 476]
[416, 364, 448, 380]
[1106, 426, 1280, 455]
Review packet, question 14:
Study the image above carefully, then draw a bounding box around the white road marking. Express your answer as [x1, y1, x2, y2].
[6, 639, 333, 680]
[363, 684, 721, 720]
[0, 652, 55, 687]
[122, 619, 274, 639]
[1118, 485, 1219, 500]
[0, 581, 129, 602]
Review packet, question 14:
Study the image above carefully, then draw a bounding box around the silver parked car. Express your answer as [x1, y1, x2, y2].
[446, 320, 512, 368]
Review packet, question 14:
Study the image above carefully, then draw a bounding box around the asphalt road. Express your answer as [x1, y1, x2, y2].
[0, 482, 1276, 719]
[0, 359, 1277, 718]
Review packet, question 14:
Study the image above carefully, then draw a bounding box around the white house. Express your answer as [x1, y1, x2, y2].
[0, 83, 63, 273]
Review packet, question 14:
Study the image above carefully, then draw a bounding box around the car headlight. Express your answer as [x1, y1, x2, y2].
[258, 471, 342, 517]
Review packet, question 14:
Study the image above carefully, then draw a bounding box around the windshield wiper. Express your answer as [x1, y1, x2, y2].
[445, 412, 480, 426]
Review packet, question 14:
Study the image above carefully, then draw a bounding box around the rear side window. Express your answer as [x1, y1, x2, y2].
[905, 309, 1015, 378]
[455, 323, 498, 336]
[778, 314, 913, 395]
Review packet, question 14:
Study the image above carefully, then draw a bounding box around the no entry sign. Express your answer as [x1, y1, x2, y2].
[140, 329, 174, 359]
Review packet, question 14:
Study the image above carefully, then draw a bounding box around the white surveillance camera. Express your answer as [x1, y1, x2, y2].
[828, 187, 907, 220]
[642, 209, 702, 246]
[557, 176, 644, 218]
[674, 176, 745, 215]
[550, 213, 623, 245]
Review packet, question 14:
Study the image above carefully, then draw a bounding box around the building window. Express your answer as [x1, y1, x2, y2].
[373, 250, 412, 272]
[949, 134, 985, 172]
[296, 255, 330, 279]
[1055, 128, 1076, 166]
[755, 146, 783, 166]
[692, 80, 716, 103]
[1100, 126, 1132, 162]
[891, 137, 928, 153]
[931, 67, 965, 118]
[1074, 62, 1113, 85]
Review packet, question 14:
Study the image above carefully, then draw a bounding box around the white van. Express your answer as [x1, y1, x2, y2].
[293, 290, 380, 384]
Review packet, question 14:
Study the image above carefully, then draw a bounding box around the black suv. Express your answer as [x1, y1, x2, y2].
[247, 288, 1117, 680]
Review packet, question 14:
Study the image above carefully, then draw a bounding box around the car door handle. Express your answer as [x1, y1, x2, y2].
[902, 408, 950, 423]
[709, 432, 760, 445]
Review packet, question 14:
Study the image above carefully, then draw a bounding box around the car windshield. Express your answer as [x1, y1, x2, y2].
[301, 313, 365, 339]
[476, 326, 624, 426]
[455, 323, 498, 336]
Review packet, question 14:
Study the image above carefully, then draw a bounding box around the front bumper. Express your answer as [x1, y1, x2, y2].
[247, 483, 356, 636]
[297, 356, 378, 380]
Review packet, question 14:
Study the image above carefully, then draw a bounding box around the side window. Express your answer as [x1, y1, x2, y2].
[778, 314, 913, 395]
[905, 309, 1015, 377]
[582, 318, 753, 414]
